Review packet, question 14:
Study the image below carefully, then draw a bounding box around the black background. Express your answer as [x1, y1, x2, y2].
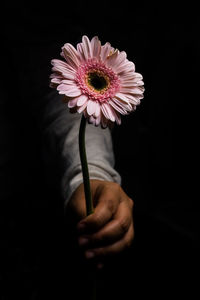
[1, 2, 200, 299]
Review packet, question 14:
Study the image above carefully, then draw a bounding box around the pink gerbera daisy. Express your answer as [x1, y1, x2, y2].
[50, 35, 144, 128]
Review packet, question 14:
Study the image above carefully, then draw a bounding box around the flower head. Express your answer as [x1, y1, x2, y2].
[50, 35, 144, 128]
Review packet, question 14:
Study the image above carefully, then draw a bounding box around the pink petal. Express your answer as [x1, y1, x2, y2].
[121, 80, 140, 87]
[64, 89, 81, 97]
[57, 83, 78, 91]
[136, 80, 144, 86]
[115, 92, 131, 104]
[95, 115, 101, 126]
[109, 51, 127, 72]
[77, 94, 88, 106]
[68, 97, 78, 108]
[94, 102, 101, 118]
[120, 87, 142, 93]
[101, 103, 115, 122]
[106, 50, 127, 72]
[91, 36, 101, 58]
[51, 64, 68, 74]
[126, 94, 144, 101]
[88, 115, 96, 125]
[61, 71, 75, 80]
[110, 108, 121, 125]
[51, 59, 69, 69]
[62, 79, 77, 85]
[113, 97, 132, 111]
[101, 104, 109, 119]
[82, 35, 92, 60]
[57, 83, 68, 91]
[105, 49, 119, 68]
[120, 72, 137, 80]
[77, 101, 88, 113]
[52, 60, 76, 79]
[115, 61, 135, 74]
[87, 100, 97, 116]
[57, 84, 81, 97]
[115, 114, 121, 125]
[62, 43, 80, 69]
[100, 42, 114, 62]
[77, 43, 85, 62]
[131, 87, 145, 95]
[115, 51, 127, 66]
[109, 99, 127, 115]
[124, 95, 141, 105]
[51, 77, 62, 85]
[121, 77, 143, 85]
[133, 72, 143, 80]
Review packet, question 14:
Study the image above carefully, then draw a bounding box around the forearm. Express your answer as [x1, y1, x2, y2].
[40, 91, 121, 208]
[61, 111, 121, 208]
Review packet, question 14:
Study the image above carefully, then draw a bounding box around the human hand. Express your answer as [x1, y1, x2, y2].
[67, 179, 134, 266]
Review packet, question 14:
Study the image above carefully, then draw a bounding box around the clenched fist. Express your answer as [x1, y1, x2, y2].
[67, 179, 134, 265]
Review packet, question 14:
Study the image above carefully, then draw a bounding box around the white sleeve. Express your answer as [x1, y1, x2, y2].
[41, 91, 121, 208]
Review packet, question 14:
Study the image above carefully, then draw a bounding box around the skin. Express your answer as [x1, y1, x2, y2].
[67, 179, 134, 268]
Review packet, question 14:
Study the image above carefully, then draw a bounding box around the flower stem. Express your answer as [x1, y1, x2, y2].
[79, 115, 94, 216]
[79, 115, 96, 300]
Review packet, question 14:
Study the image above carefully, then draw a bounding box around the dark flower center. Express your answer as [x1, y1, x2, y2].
[87, 71, 109, 92]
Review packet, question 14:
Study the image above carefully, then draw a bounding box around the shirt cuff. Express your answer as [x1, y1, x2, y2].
[62, 162, 121, 210]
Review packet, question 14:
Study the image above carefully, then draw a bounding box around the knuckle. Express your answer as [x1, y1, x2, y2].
[107, 182, 121, 193]
[92, 233, 104, 244]
[118, 218, 129, 234]
[128, 197, 134, 210]
[106, 198, 116, 213]
[113, 182, 121, 190]
[93, 213, 103, 227]
[115, 183, 123, 195]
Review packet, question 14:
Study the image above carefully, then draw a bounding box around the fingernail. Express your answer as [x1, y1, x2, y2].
[78, 237, 88, 246]
[85, 251, 95, 259]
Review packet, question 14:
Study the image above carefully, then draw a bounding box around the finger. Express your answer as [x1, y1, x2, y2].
[78, 201, 132, 248]
[85, 222, 134, 259]
[77, 190, 119, 234]
[77, 201, 113, 234]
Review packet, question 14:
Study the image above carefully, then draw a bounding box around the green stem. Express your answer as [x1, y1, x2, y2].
[79, 115, 96, 300]
[79, 115, 94, 216]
